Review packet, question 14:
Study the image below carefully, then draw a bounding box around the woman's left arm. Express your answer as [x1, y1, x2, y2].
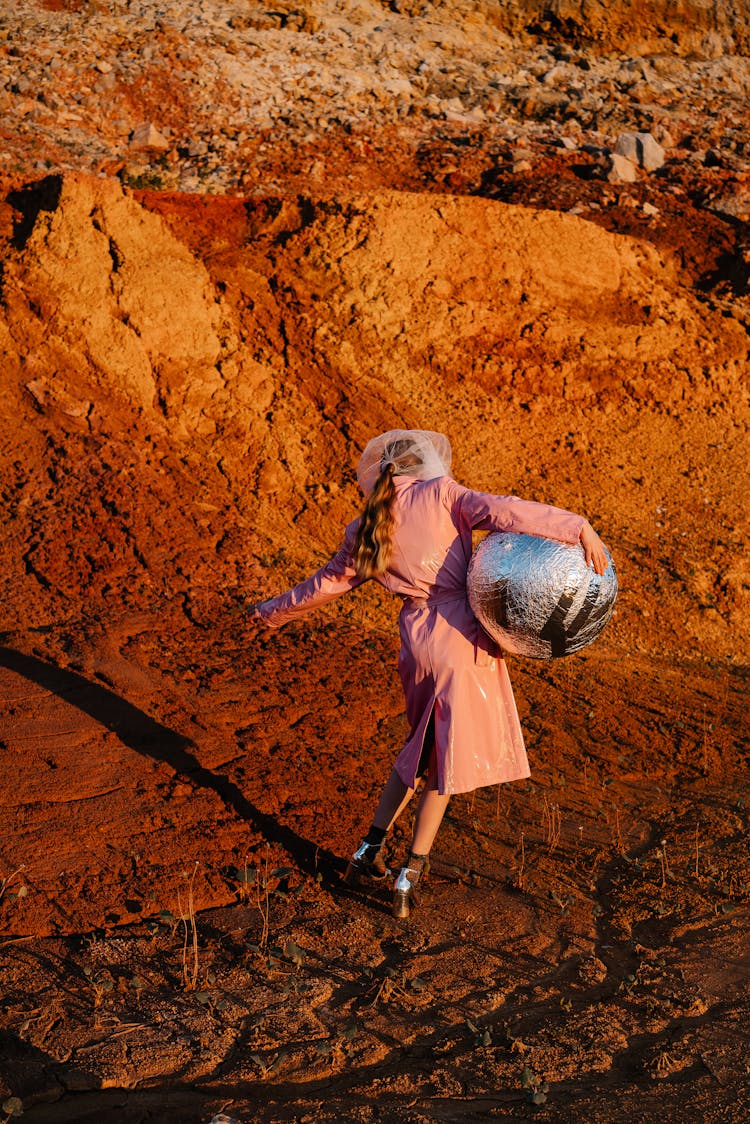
[253, 520, 365, 628]
[449, 482, 609, 574]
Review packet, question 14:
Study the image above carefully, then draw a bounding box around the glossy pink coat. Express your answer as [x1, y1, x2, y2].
[258, 477, 584, 795]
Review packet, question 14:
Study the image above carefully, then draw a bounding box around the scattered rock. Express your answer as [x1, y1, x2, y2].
[129, 122, 170, 152]
[605, 152, 638, 182]
[614, 131, 666, 172]
[708, 190, 750, 221]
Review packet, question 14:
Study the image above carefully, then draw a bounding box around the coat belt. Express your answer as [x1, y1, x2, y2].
[402, 590, 468, 611]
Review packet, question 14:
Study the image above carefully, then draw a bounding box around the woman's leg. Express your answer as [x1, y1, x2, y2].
[345, 717, 437, 886]
[371, 768, 415, 831]
[410, 786, 451, 855]
[343, 769, 415, 884]
[393, 752, 450, 918]
[369, 713, 437, 831]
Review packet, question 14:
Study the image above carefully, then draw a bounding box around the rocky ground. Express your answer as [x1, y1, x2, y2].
[0, 2, 749, 1123]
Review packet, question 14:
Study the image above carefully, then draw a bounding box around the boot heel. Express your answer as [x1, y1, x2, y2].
[392, 888, 411, 919]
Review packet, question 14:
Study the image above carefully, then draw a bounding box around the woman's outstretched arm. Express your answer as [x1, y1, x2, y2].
[253, 519, 365, 628]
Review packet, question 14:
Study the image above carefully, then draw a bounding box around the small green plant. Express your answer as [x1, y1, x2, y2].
[550, 890, 574, 915]
[129, 975, 146, 1001]
[83, 967, 115, 1007]
[234, 853, 256, 903]
[284, 938, 306, 968]
[520, 1065, 549, 1105]
[236, 847, 296, 951]
[466, 1018, 493, 1048]
[249, 1050, 285, 1078]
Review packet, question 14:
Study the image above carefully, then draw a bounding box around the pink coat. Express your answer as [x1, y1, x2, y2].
[257, 477, 584, 795]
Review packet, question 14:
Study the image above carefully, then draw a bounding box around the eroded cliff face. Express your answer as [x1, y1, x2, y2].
[197, 0, 750, 56]
[0, 173, 747, 658]
[458, 0, 750, 55]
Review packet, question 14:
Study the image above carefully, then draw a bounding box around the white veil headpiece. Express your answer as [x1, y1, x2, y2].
[356, 429, 452, 496]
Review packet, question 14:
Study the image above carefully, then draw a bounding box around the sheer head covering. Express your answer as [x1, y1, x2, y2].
[356, 429, 452, 496]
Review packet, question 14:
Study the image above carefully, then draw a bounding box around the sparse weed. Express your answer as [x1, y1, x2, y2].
[83, 967, 115, 1007]
[2, 1097, 24, 1122]
[542, 795, 561, 853]
[466, 1017, 493, 1048]
[520, 1064, 549, 1105]
[550, 890, 574, 915]
[513, 831, 526, 891]
[358, 963, 428, 1008]
[177, 862, 200, 991]
[656, 838, 671, 889]
[610, 803, 625, 853]
[235, 845, 295, 951]
[0, 866, 28, 907]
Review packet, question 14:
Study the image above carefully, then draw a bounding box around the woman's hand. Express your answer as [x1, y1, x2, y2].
[233, 596, 265, 620]
[579, 521, 609, 576]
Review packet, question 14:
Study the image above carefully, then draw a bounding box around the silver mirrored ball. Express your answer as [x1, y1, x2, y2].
[467, 532, 618, 659]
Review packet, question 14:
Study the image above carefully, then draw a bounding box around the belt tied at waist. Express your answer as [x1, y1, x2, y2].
[402, 590, 468, 611]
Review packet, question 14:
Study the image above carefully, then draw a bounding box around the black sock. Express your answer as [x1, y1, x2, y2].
[363, 825, 387, 848]
[406, 851, 429, 881]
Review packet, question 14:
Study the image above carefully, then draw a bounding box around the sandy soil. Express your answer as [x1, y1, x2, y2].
[0, 6, 749, 1124]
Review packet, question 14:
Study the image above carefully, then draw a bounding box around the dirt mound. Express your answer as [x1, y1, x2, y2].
[4, 174, 223, 419]
[2, 174, 748, 642]
[251, 189, 747, 410]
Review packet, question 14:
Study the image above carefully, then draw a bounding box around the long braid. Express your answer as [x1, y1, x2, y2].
[354, 463, 397, 579]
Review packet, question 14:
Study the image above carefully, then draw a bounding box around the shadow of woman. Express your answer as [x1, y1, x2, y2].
[0, 645, 342, 883]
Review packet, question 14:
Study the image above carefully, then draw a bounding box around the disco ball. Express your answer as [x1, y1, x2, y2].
[467, 532, 618, 659]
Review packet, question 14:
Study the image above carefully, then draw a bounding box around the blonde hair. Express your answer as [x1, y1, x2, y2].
[354, 462, 397, 579]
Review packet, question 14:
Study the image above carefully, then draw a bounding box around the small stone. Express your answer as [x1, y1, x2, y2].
[605, 152, 638, 183]
[614, 131, 665, 172]
[709, 191, 750, 221]
[642, 201, 660, 216]
[129, 122, 170, 151]
[652, 125, 675, 148]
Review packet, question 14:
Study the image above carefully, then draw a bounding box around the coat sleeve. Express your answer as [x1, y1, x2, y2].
[256, 519, 365, 629]
[446, 480, 585, 544]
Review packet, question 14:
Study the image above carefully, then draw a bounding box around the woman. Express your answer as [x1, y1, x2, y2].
[253, 430, 608, 919]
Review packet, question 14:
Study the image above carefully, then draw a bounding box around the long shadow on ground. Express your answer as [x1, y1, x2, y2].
[0, 644, 341, 882]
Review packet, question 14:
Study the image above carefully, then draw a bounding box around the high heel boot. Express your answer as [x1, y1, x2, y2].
[343, 840, 391, 886]
[392, 854, 429, 919]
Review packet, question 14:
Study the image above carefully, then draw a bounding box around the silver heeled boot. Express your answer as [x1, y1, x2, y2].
[343, 840, 391, 887]
[392, 865, 423, 919]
